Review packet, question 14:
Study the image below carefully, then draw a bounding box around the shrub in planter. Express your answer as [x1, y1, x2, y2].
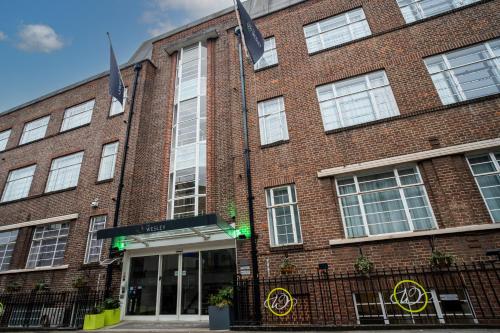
[103, 298, 121, 326]
[5, 281, 21, 293]
[430, 250, 454, 268]
[280, 256, 296, 275]
[33, 280, 49, 292]
[354, 255, 374, 277]
[208, 287, 233, 330]
[72, 277, 88, 289]
[83, 305, 105, 330]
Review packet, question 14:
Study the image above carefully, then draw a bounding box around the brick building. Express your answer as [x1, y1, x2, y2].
[0, 0, 499, 325]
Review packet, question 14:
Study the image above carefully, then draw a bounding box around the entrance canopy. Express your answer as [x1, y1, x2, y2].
[96, 214, 245, 249]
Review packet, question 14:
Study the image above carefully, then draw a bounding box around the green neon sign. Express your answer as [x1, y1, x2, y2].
[112, 236, 126, 251]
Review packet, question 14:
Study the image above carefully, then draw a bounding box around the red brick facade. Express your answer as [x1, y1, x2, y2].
[0, 0, 499, 294]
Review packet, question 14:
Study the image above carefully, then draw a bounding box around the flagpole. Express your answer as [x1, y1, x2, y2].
[234, 0, 262, 324]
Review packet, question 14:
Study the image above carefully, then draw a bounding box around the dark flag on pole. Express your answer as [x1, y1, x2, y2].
[107, 33, 125, 106]
[235, 0, 265, 64]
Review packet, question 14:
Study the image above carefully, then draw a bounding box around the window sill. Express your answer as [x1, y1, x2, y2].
[59, 123, 91, 134]
[0, 265, 69, 275]
[96, 178, 114, 185]
[269, 244, 304, 253]
[254, 63, 279, 73]
[329, 223, 500, 246]
[261, 140, 289, 149]
[108, 112, 125, 119]
[79, 262, 103, 270]
[0, 187, 77, 206]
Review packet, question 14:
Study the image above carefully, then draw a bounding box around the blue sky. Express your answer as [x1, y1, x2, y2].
[0, 0, 232, 112]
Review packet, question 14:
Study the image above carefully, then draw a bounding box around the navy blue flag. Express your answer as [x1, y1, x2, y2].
[108, 33, 124, 106]
[236, 0, 264, 64]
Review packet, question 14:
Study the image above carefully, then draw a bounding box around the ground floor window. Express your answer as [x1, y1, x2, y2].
[26, 223, 69, 268]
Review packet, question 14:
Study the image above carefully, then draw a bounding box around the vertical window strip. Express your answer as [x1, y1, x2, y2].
[424, 39, 500, 105]
[98, 142, 119, 181]
[20, 116, 50, 145]
[397, 0, 481, 24]
[0, 129, 11, 151]
[254, 37, 278, 70]
[85, 216, 107, 263]
[258, 97, 289, 145]
[168, 42, 207, 219]
[45, 152, 84, 192]
[1, 165, 36, 202]
[0, 230, 18, 271]
[61, 100, 95, 132]
[336, 166, 436, 238]
[303, 8, 371, 54]
[266, 185, 302, 246]
[26, 223, 69, 268]
[316, 71, 399, 131]
[109, 87, 128, 116]
[467, 152, 500, 222]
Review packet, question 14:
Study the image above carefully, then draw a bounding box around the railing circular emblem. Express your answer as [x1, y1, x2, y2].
[264, 287, 296, 317]
[391, 279, 429, 313]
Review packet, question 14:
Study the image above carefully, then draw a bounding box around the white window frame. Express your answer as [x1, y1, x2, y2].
[45, 152, 84, 193]
[336, 165, 437, 239]
[0, 129, 11, 151]
[303, 8, 371, 54]
[109, 87, 128, 116]
[60, 100, 95, 132]
[1, 165, 36, 203]
[84, 216, 107, 264]
[19, 116, 50, 145]
[26, 223, 69, 269]
[424, 39, 500, 105]
[316, 70, 400, 131]
[466, 151, 500, 223]
[0, 230, 18, 271]
[254, 37, 278, 70]
[97, 142, 119, 181]
[266, 184, 303, 247]
[396, 0, 481, 24]
[258, 96, 289, 145]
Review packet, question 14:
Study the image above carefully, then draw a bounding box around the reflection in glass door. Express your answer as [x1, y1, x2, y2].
[181, 253, 199, 315]
[160, 255, 178, 315]
[126, 256, 159, 315]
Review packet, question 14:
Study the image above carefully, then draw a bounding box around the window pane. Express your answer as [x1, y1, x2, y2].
[109, 87, 128, 116]
[254, 37, 278, 70]
[46, 152, 84, 192]
[98, 142, 119, 181]
[0, 230, 18, 271]
[397, 0, 481, 23]
[61, 100, 95, 131]
[1, 165, 36, 202]
[85, 216, 107, 263]
[267, 185, 301, 246]
[27, 223, 68, 268]
[258, 97, 288, 145]
[0, 129, 11, 151]
[20, 116, 50, 145]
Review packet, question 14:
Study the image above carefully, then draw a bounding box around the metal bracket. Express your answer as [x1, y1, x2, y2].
[190, 227, 210, 240]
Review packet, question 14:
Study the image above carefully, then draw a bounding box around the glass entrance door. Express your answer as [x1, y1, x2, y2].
[159, 255, 178, 315]
[181, 253, 199, 315]
[126, 256, 159, 316]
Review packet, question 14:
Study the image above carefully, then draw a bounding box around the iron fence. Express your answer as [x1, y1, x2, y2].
[233, 261, 500, 327]
[0, 290, 104, 329]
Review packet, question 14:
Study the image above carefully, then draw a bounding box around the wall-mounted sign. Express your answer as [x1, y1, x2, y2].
[240, 265, 251, 276]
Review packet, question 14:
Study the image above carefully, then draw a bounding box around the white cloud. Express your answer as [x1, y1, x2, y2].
[0, 31, 6, 41]
[143, 0, 233, 36]
[16, 24, 64, 53]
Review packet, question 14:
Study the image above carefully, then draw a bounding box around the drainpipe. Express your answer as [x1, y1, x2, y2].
[104, 62, 143, 297]
[235, 27, 262, 324]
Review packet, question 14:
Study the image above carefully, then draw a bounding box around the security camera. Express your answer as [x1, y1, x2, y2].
[91, 199, 99, 208]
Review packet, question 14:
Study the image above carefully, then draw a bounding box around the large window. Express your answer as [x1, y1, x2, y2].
[336, 166, 436, 238]
[266, 185, 302, 246]
[397, 0, 481, 23]
[303, 8, 371, 54]
[254, 37, 278, 70]
[26, 223, 69, 268]
[1, 165, 36, 202]
[45, 152, 84, 192]
[109, 87, 128, 116]
[98, 142, 119, 181]
[467, 152, 500, 223]
[0, 230, 18, 271]
[19, 116, 50, 145]
[316, 71, 399, 131]
[0, 129, 11, 151]
[61, 100, 95, 132]
[168, 42, 207, 219]
[85, 216, 107, 264]
[258, 97, 289, 145]
[424, 39, 500, 105]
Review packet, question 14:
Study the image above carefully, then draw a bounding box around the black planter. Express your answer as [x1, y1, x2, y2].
[208, 305, 231, 330]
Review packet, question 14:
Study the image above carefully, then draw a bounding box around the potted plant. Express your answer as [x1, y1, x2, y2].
[430, 250, 454, 268]
[72, 277, 88, 289]
[83, 305, 105, 330]
[280, 256, 296, 275]
[5, 281, 21, 293]
[102, 298, 121, 326]
[33, 280, 49, 292]
[354, 255, 374, 277]
[208, 287, 233, 330]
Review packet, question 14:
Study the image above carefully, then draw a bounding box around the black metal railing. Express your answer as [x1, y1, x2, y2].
[0, 290, 105, 329]
[233, 261, 500, 327]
